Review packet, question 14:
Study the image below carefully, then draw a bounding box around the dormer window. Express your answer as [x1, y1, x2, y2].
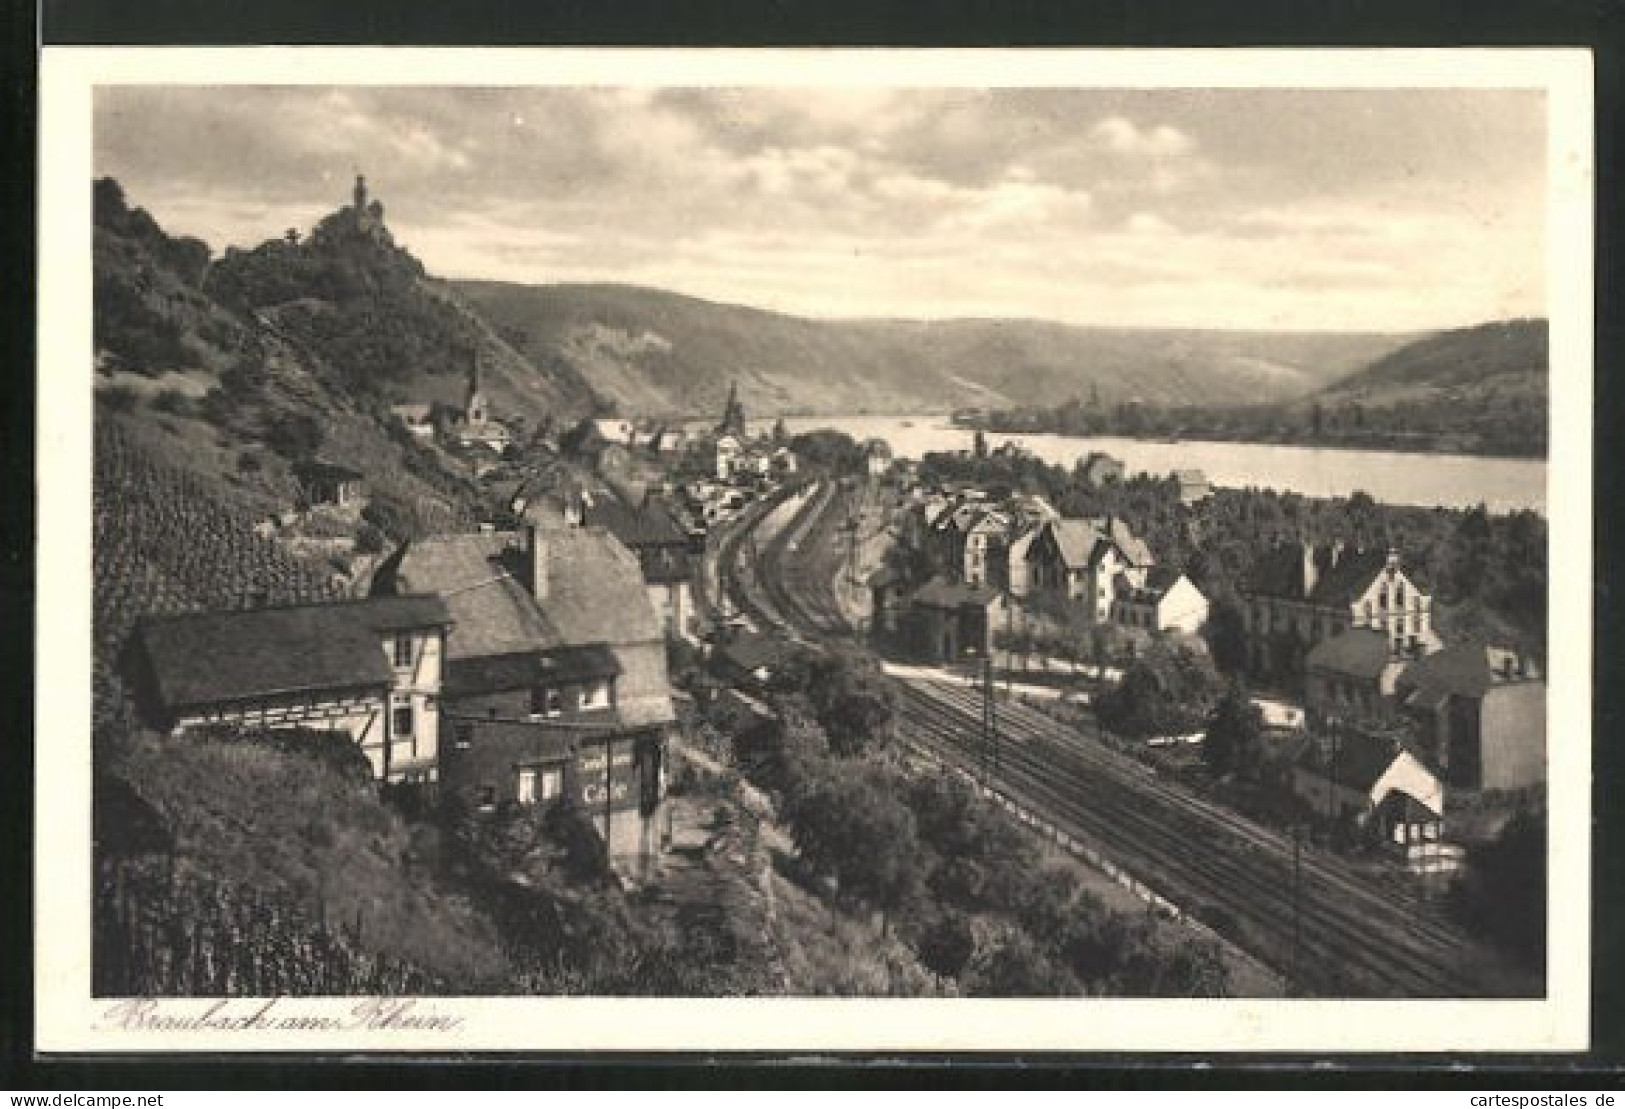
[580, 680, 611, 710]
[393, 634, 413, 668]
[531, 687, 564, 718]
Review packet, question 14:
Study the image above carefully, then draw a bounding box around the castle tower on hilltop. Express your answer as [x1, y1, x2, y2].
[717, 380, 747, 437]
[351, 173, 386, 235]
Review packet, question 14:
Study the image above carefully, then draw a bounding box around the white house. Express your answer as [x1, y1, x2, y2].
[1112, 568, 1209, 634]
[1290, 727, 1446, 853]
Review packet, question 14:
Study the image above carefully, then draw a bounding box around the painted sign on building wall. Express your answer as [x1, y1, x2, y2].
[577, 744, 638, 810]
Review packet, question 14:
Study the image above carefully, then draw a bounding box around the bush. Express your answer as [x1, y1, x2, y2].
[100, 385, 141, 414]
[1450, 808, 1546, 967]
[188, 724, 376, 787]
[1097, 637, 1222, 739]
[965, 925, 1082, 997]
[151, 388, 198, 418]
[913, 909, 976, 980]
[265, 410, 324, 462]
[779, 759, 922, 926]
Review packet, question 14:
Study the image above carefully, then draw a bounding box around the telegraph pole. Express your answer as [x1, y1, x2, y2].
[981, 654, 999, 782]
[1290, 824, 1303, 996]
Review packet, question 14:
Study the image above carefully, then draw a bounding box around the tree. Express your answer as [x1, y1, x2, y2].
[1097, 637, 1223, 739]
[780, 761, 922, 929]
[1451, 808, 1546, 967]
[771, 417, 788, 445]
[966, 925, 1082, 997]
[1204, 679, 1264, 779]
[973, 429, 989, 459]
[804, 650, 896, 758]
[265, 410, 324, 462]
[914, 909, 976, 981]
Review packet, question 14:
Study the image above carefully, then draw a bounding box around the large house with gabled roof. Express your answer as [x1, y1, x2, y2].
[1241, 542, 1440, 690]
[133, 595, 453, 785]
[1395, 640, 1545, 791]
[1025, 515, 1156, 625]
[370, 518, 676, 867]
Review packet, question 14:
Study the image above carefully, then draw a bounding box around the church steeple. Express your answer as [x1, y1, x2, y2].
[465, 347, 487, 426]
[717, 380, 746, 436]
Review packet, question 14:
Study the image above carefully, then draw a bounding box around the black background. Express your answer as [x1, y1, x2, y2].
[5, 0, 1623, 1088]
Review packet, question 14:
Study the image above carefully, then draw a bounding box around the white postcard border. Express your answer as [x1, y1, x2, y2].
[37, 46, 1595, 1054]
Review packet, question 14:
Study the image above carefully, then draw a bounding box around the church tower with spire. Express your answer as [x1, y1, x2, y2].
[465, 347, 487, 427]
[717, 380, 747, 437]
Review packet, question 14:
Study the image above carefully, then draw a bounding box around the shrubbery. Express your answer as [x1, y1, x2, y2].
[1096, 637, 1223, 739]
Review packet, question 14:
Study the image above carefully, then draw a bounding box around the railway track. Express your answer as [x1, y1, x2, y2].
[894, 680, 1476, 996]
[721, 475, 1507, 997]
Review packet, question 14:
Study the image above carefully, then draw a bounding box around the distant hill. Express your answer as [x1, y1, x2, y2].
[1314, 318, 1548, 406]
[1293, 319, 1549, 456]
[455, 280, 1413, 420]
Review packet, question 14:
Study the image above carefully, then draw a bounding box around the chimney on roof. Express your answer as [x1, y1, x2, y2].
[524, 524, 550, 601]
[1386, 546, 1401, 574]
[1301, 542, 1319, 598]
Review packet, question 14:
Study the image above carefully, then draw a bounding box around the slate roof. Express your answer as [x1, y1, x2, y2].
[1305, 628, 1394, 680]
[967, 510, 1012, 535]
[1045, 519, 1108, 569]
[381, 534, 555, 661]
[296, 459, 365, 483]
[138, 595, 450, 711]
[1117, 566, 1185, 604]
[1246, 543, 1391, 605]
[379, 524, 660, 657]
[1311, 549, 1391, 605]
[444, 644, 622, 697]
[1319, 728, 1407, 794]
[541, 526, 665, 645]
[1400, 642, 1533, 701]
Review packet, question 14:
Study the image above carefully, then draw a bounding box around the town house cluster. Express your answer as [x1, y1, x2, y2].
[871, 480, 1212, 663]
[868, 459, 1545, 867]
[132, 508, 678, 870]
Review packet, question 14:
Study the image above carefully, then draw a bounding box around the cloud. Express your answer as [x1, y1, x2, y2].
[92, 86, 1545, 331]
[1125, 212, 1176, 236]
[1089, 116, 1195, 158]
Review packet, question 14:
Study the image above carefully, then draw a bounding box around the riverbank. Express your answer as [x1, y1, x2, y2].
[773, 416, 1548, 514]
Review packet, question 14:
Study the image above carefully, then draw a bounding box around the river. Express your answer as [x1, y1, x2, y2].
[765, 416, 1547, 514]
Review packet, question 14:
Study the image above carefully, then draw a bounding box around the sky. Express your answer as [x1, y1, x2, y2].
[94, 86, 1547, 332]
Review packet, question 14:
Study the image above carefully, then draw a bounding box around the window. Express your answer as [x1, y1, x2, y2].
[454, 724, 473, 750]
[531, 687, 564, 718]
[477, 786, 496, 812]
[392, 703, 414, 738]
[1396, 582, 1406, 606]
[580, 680, 611, 710]
[540, 767, 564, 801]
[393, 634, 413, 668]
[516, 768, 537, 805]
